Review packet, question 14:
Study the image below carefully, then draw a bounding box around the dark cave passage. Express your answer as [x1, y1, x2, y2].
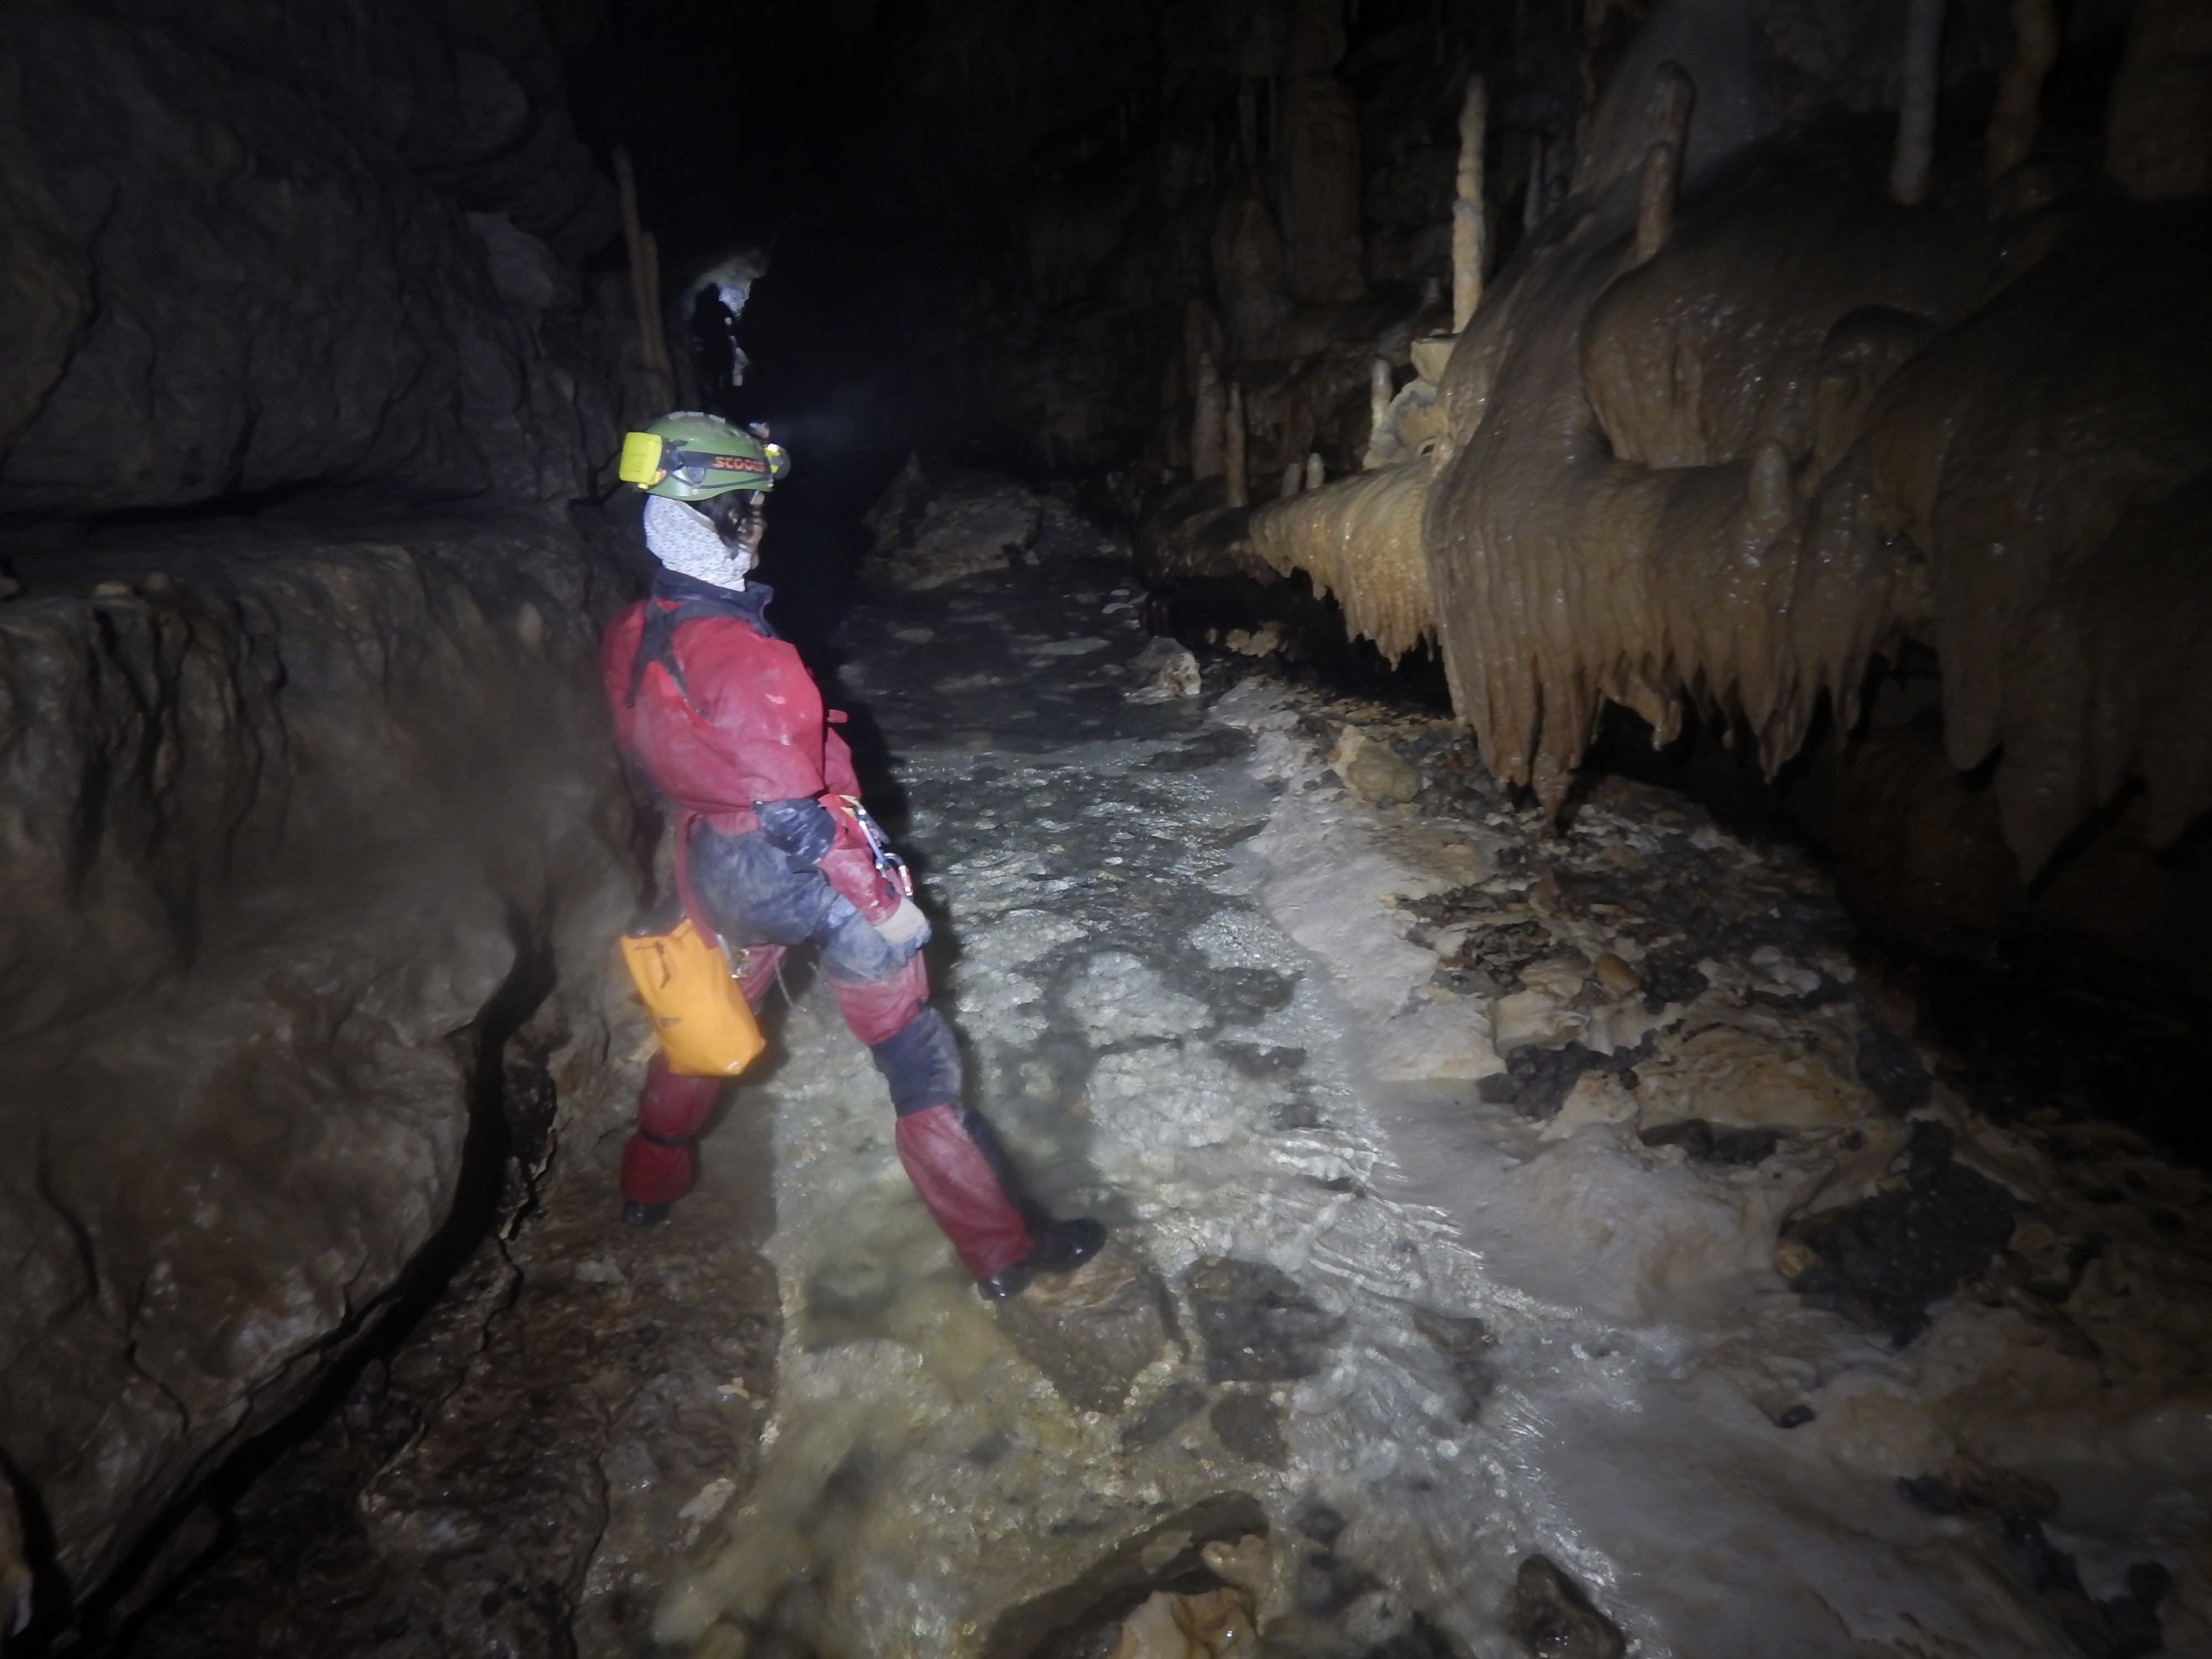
[4, 1, 2212, 1656]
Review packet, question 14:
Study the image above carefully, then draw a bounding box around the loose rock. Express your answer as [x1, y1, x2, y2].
[1331, 726, 1423, 804]
[1128, 637, 1203, 702]
[1119, 1382, 1210, 1454]
[1592, 952, 1641, 998]
[1503, 1556, 1627, 1659]
[993, 1249, 1171, 1413]
[1208, 1390, 1288, 1467]
[1185, 1257, 1343, 1382]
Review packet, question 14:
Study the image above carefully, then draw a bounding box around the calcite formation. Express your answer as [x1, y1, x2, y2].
[1249, 456, 1436, 664]
[1238, 0, 2212, 886]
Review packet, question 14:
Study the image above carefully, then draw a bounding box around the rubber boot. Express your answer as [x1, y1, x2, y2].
[620, 1053, 722, 1225]
[975, 1217, 1108, 1301]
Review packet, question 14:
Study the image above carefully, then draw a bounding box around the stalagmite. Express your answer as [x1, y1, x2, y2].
[1367, 357, 1393, 464]
[1984, 0, 2058, 180]
[1451, 76, 1488, 332]
[1214, 195, 1293, 360]
[1890, 0, 1945, 205]
[1193, 351, 1227, 479]
[1304, 452, 1325, 491]
[641, 228, 668, 374]
[1634, 64, 1692, 265]
[1634, 144, 1679, 264]
[614, 146, 673, 407]
[1282, 461, 1305, 498]
[1525, 135, 1548, 232]
[1225, 383, 1249, 508]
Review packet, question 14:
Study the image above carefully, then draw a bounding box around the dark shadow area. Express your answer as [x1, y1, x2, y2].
[1577, 688, 2212, 1169]
[1142, 567, 1454, 712]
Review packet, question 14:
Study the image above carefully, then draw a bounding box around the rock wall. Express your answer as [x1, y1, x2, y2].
[0, 0, 658, 1630]
[0, 0, 625, 520]
[0, 517, 641, 1621]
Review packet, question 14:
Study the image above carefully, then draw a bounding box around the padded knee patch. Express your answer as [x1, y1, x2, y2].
[826, 953, 929, 1047]
[868, 1007, 964, 1116]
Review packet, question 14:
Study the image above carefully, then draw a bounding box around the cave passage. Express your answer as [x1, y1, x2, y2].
[5, 0, 2211, 1656]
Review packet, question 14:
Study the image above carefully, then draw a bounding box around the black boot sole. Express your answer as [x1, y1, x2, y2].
[978, 1219, 1107, 1300]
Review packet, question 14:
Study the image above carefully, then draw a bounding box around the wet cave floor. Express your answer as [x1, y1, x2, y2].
[117, 531, 2212, 1659]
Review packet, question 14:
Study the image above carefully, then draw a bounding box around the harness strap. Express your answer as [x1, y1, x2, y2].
[670, 807, 711, 944]
[626, 595, 743, 707]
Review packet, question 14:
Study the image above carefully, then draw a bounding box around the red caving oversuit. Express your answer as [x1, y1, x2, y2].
[602, 567, 1036, 1277]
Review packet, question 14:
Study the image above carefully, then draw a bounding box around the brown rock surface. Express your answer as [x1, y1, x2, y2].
[993, 1247, 1171, 1414]
[0, 517, 639, 1617]
[0, 1, 620, 519]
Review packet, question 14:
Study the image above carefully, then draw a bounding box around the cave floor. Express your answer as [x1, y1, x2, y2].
[637, 546, 2212, 1658]
[125, 536, 2212, 1659]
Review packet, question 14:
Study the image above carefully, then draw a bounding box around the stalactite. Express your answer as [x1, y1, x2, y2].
[1452, 76, 1488, 332]
[1226, 383, 1249, 508]
[1367, 357, 1393, 466]
[1891, 0, 1946, 205]
[1250, 458, 1439, 662]
[1525, 135, 1547, 232]
[1634, 65, 1691, 266]
[1985, 0, 2058, 180]
[1193, 350, 1227, 479]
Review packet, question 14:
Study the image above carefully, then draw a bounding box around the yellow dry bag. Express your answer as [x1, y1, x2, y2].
[618, 920, 766, 1078]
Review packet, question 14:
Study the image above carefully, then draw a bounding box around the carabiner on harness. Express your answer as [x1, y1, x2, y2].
[840, 795, 914, 899]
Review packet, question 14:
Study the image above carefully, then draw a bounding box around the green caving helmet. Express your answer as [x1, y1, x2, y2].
[617, 411, 789, 501]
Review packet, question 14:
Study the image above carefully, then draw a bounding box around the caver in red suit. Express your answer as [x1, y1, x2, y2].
[602, 487, 1102, 1298]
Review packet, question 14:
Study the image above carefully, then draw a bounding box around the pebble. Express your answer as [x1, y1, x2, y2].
[1593, 951, 1641, 997]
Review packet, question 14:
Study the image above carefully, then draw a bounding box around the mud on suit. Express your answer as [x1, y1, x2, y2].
[601, 568, 1039, 1279]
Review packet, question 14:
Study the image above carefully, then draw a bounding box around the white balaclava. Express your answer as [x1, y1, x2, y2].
[643, 493, 754, 591]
